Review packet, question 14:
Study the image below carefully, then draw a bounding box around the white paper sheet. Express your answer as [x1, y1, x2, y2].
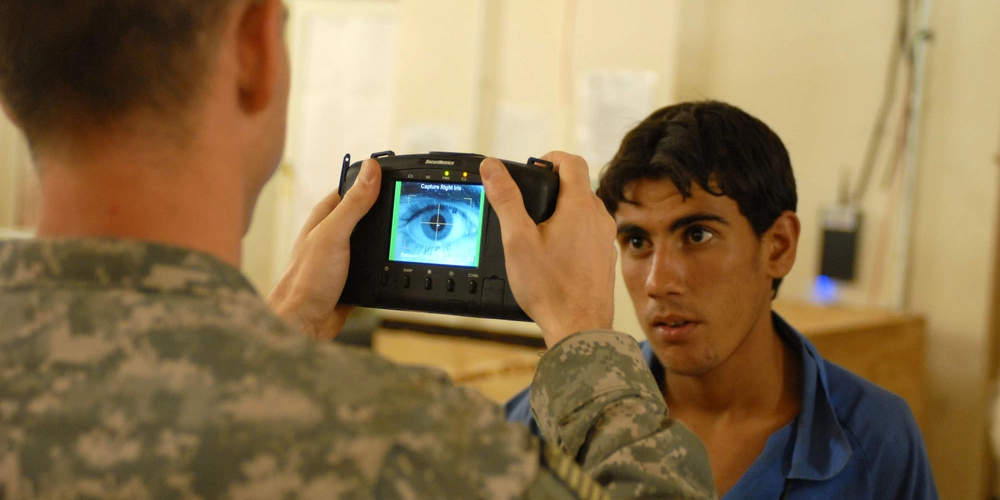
[576, 70, 659, 176]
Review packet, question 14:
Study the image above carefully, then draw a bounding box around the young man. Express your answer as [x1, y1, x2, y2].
[507, 101, 938, 499]
[0, 1, 715, 498]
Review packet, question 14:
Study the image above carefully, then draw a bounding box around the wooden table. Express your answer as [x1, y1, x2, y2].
[373, 300, 928, 428]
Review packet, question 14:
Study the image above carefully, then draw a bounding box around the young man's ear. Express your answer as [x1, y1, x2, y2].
[235, 0, 284, 113]
[765, 210, 800, 280]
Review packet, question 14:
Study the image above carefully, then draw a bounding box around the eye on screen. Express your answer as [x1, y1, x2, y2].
[388, 181, 486, 267]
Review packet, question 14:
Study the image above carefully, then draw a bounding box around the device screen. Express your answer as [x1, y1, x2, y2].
[388, 181, 486, 267]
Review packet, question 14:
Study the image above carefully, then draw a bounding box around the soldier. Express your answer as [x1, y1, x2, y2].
[506, 101, 938, 499]
[0, 0, 715, 498]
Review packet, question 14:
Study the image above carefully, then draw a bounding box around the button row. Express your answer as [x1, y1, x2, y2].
[383, 273, 479, 293]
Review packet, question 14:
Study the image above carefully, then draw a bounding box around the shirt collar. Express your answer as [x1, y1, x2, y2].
[773, 312, 852, 480]
[640, 312, 852, 481]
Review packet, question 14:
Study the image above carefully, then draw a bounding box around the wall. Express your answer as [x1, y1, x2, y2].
[908, 2, 1000, 496]
[0, 115, 19, 227]
[0, 111, 32, 231]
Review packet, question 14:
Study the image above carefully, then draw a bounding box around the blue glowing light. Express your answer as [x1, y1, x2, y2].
[812, 275, 839, 305]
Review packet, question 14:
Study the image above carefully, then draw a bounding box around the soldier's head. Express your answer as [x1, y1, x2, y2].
[596, 101, 800, 376]
[0, 0, 289, 170]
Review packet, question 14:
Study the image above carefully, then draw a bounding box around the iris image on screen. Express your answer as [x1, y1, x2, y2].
[388, 181, 486, 267]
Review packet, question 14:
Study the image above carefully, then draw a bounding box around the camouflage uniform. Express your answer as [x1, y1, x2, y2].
[0, 239, 715, 500]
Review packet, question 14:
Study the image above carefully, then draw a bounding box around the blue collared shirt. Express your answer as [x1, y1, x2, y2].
[505, 313, 939, 499]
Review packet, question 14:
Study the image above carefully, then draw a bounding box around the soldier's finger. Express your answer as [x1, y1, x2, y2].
[540, 151, 592, 194]
[481, 158, 534, 239]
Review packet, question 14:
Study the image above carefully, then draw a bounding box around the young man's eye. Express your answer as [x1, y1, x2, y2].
[686, 227, 714, 244]
[630, 234, 661, 252]
[617, 234, 648, 252]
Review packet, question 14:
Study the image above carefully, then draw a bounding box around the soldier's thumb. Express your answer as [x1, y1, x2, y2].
[319, 159, 381, 241]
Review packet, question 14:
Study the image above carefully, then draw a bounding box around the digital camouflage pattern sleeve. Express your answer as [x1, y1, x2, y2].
[0, 239, 715, 500]
[528, 332, 715, 499]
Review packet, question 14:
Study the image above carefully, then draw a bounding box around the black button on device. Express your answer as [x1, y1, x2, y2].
[402, 275, 411, 288]
[482, 278, 505, 317]
[381, 273, 389, 286]
[447, 279, 456, 292]
[469, 281, 478, 294]
[424, 277, 433, 290]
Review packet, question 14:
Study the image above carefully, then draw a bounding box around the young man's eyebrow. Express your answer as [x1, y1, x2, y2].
[616, 224, 649, 238]
[668, 213, 728, 233]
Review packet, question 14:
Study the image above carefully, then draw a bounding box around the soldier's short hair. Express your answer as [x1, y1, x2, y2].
[0, 0, 237, 144]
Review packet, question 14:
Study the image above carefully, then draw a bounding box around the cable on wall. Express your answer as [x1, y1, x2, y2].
[849, 0, 911, 205]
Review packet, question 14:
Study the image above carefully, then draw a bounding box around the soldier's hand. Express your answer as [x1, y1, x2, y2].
[481, 152, 617, 347]
[267, 159, 381, 340]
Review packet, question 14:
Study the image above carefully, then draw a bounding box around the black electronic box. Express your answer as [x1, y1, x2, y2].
[337, 151, 559, 321]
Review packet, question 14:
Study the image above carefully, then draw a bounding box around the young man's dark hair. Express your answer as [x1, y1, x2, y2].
[597, 100, 797, 296]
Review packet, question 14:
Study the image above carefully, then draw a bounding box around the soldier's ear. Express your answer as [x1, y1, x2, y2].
[764, 211, 799, 281]
[234, 0, 284, 114]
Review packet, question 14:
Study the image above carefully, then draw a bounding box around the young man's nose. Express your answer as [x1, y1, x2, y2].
[645, 247, 687, 297]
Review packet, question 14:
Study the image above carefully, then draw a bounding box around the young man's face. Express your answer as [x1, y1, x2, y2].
[614, 178, 780, 377]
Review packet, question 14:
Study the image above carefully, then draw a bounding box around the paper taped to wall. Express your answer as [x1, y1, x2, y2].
[576, 70, 658, 177]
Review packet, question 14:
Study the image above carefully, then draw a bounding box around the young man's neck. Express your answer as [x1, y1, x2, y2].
[32, 125, 250, 268]
[663, 309, 802, 419]
[661, 307, 802, 498]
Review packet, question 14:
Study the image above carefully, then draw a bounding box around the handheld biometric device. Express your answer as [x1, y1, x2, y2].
[338, 151, 559, 321]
